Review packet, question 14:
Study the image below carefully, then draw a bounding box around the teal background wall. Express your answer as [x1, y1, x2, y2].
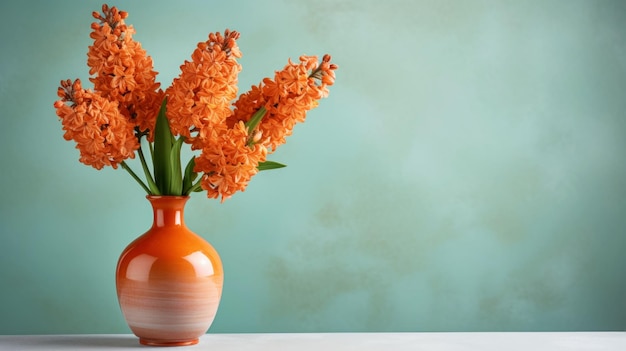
[1, 0, 625, 334]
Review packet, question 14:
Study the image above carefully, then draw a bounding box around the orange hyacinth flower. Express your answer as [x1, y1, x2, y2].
[228, 54, 337, 152]
[194, 121, 267, 202]
[88, 4, 164, 139]
[54, 79, 139, 170]
[166, 30, 242, 148]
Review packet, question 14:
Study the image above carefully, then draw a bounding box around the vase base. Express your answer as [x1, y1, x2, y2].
[139, 337, 199, 347]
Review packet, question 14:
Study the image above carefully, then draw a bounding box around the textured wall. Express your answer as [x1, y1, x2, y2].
[1, 0, 625, 334]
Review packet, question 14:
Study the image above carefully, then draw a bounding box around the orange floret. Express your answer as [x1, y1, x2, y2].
[54, 79, 139, 170]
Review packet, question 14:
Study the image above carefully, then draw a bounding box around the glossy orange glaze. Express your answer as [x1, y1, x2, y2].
[116, 196, 223, 346]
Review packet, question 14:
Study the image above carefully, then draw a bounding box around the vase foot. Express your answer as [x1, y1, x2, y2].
[139, 337, 199, 347]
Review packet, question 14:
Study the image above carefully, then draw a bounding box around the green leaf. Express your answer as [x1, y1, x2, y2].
[182, 156, 198, 195]
[193, 183, 204, 192]
[185, 178, 204, 194]
[258, 160, 287, 171]
[153, 98, 176, 195]
[168, 137, 184, 195]
[245, 106, 267, 133]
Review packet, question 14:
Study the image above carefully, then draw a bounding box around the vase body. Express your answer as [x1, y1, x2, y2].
[116, 196, 223, 346]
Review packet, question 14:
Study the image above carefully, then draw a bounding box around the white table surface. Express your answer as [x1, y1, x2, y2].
[0, 332, 625, 350]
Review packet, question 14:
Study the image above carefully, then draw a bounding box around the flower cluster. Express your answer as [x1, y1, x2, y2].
[88, 4, 164, 138]
[166, 30, 242, 148]
[227, 54, 337, 152]
[194, 121, 268, 201]
[53, 79, 139, 170]
[53, 4, 337, 201]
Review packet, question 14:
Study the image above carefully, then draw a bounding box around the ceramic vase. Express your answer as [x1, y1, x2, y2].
[115, 195, 223, 346]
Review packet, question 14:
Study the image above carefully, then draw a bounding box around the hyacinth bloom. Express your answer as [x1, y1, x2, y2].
[54, 79, 139, 170]
[198, 54, 337, 201]
[228, 54, 338, 152]
[194, 122, 268, 202]
[53, 4, 336, 201]
[166, 30, 242, 149]
[88, 4, 164, 138]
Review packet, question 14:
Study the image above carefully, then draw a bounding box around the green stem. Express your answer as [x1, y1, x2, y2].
[121, 161, 151, 194]
[137, 143, 161, 195]
[148, 140, 154, 163]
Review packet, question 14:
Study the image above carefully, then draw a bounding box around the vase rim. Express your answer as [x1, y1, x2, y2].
[146, 195, 191, 200]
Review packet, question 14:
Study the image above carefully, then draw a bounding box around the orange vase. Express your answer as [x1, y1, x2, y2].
[115, 196, 223, 346]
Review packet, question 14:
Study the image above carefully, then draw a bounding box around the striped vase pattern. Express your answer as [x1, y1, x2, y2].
[116, 196, 224, 346]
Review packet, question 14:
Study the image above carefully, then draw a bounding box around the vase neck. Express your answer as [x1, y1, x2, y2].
[147, 196, 189, 228]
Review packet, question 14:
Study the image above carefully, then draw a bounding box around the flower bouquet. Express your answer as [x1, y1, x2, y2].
[53, 4, 337, 202]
